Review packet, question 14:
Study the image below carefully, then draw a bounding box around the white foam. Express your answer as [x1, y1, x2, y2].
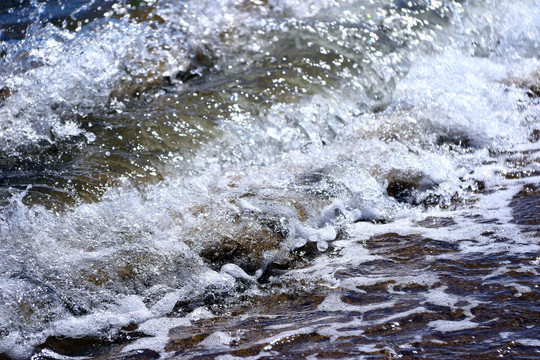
[0, 19, 189, 152]
[121, 317, 191, 354]
[260, 327, 315, 351]
[316, 317, 365, 340]
[422, 287, 459, 309]
[428, 319, 479, 333]
[374, 307, 433, 326]
[188, 306, 215, 321]
[516, 338, 540, 347]
[2, 0, 540, 357]
[35, 349, 89, 360]
[199, 331, 236, 349]
[318, 292, 396, 313]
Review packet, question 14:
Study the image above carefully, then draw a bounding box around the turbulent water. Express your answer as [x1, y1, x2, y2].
[0, 0, 539, 359]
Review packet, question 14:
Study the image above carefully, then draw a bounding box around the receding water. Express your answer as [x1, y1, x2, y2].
[0, 0, 539, 359]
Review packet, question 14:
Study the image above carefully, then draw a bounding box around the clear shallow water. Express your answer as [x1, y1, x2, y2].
[0, 0, 539, 359]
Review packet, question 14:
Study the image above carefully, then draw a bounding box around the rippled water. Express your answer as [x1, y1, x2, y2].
[0, 0, 539, 359]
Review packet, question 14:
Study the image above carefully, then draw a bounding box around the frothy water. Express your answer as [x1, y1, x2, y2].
[1, 0, 539, 359]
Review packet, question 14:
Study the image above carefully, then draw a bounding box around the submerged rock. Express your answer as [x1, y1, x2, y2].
[386, 170, 438, 205]
[199, 211, 291, 276]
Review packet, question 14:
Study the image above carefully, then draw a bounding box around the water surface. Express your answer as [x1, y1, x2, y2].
[0, 0, 539, 359]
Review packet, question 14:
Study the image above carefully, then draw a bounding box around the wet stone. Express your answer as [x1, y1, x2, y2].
[386, 170, 438, 205]
[165, 333, 210, 353]
[530, 129, 540, 142]
[525, 83, 540, 98]
[57, 227, 538, 360]
[505, 169, 540, 179]
[436, 134, 475, 149]
[510, 183, 540, 225]
[416, 216, 457, 228]
[0, 86, 10, 103]
[198, 214, 290, 275]
[364, 233, 459, 261]
[112, 349, 160, 360]
[36, 337, 120, 358]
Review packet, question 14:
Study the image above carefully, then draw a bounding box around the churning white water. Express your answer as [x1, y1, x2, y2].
[0, 0, 539, 358]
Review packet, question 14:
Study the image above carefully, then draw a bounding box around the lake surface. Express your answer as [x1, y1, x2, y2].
[0, 0, 539, 359]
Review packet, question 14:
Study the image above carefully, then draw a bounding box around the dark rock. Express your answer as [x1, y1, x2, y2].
[436, 134, 474, 149]
[386, 170, 439, 206]
[199, 213, 290, 275]
[509, 183, 540, 226]
[117, 349, 160, 360]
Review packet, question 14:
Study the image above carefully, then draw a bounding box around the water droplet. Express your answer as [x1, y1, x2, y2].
[317, 241, 328, 252]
